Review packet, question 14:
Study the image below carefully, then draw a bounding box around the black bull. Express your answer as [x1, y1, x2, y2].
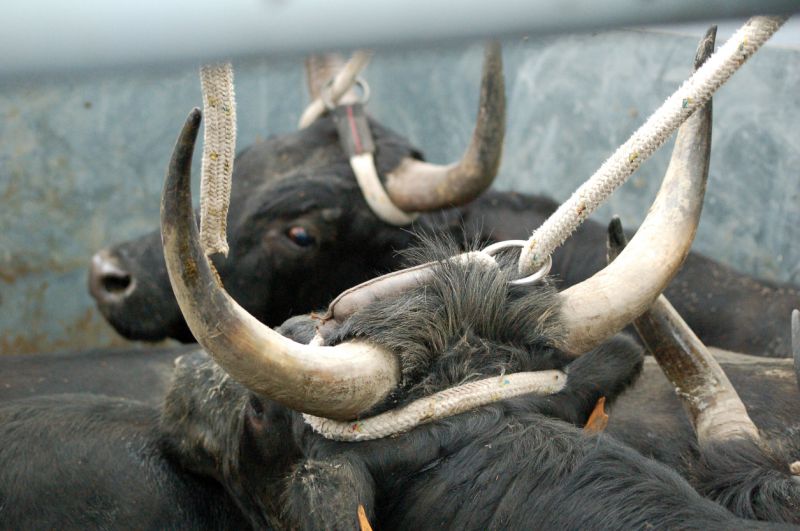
[126, 95, 800, 522]
[89, 94, 798, 358]
[4, 97, 800, 527]
[5, 38, 798, 529]
[81, 91, 800, 527]
[2, 272, 795, 529]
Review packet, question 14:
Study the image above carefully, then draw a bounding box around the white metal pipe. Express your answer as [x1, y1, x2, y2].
[3, 0, 798, 75]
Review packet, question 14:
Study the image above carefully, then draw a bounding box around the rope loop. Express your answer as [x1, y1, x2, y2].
[483, 240, 552, 285]
[518, 15, 787, 276]
[298, 50, 373, 128]
[322, 77, 370, 110]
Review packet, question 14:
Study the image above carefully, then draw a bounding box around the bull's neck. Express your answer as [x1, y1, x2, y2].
[411, 189, 611, 287]
[414, 189, 558, 245]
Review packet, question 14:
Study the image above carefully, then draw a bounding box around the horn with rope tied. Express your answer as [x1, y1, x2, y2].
[302, 42, 506, 225]
[300, 50, 373, 128]
[166, 16, 783, 438]
[312, 22, 717, 355]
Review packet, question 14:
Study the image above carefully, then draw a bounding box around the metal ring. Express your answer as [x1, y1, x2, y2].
[482, 240, 553, 286]
[321, 76, 370, 110]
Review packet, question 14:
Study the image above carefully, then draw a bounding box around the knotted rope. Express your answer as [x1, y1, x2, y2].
[199, 62, 237, 257]
[195, 18, 785, 441]
[304, 370, 566, 441]
[298, 50, 373, 128]
[518, 15, 787, 275]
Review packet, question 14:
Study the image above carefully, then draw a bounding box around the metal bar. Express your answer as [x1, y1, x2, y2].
[3, 0, 798, 75]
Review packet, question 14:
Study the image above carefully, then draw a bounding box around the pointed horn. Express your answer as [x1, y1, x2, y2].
[383, 40, 505, 211]
[161, 109, 399, 421]
[557, 26, 716, 355]
[608, 216, 759, 446]
[305, 53, 347, 101]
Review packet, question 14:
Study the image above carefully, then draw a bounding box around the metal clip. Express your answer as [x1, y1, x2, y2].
[483, 240, 552, 285]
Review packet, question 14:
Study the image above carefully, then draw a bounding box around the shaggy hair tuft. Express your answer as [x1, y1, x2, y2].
[327, 236, 569, 407]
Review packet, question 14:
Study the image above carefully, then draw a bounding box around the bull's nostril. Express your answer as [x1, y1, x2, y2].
[89, 250, 136, 303]
[102, 272, 132, 294]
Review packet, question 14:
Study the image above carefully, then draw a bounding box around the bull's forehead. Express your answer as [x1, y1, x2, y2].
[171, 350, 237, 394]
[235, 169, 357, 227]
[231, 115, 419, 194]
[166, 351, 250, 422]
[226, 116, 421, 222]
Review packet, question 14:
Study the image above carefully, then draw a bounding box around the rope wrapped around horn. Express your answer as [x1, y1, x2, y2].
[554, 26, 715, 356]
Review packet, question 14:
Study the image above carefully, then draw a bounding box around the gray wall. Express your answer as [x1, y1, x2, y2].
[1, 27, 798, 354]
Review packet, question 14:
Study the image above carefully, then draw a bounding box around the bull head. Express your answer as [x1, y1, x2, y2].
[90, 45, 505, 343]
[159, 40, 710, 420]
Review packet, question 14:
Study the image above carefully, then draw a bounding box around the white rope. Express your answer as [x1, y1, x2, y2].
[298, 50, 373, 128]
[305, 370, 566, 441]
[518, 15, 787, 275]
[199, 62, 237, 257]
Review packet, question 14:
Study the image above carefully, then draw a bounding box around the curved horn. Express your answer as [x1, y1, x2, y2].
[608, 216, 759, 446]
[557, 26, 716, 355]
[305, 53, 347, 101]
[161, 109, 399, 421]
[383, 40, 505, 211]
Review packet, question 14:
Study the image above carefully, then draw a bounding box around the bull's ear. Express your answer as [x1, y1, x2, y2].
[276, 315, 319, 344]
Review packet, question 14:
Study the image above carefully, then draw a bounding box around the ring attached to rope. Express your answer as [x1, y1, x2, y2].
[483, 240, 552, 286]
[323, 77, 370, 110]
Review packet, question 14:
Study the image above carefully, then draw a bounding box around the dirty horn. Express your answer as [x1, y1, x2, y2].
[160, 109, 399, 421]
[384, 41, 506, 211]
[555, 26, 715, 355]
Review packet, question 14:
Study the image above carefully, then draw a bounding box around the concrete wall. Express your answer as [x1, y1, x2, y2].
[1, 27, 798, 354]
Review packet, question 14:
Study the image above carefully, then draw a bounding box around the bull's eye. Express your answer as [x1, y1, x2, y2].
[287, 226, 316, 247]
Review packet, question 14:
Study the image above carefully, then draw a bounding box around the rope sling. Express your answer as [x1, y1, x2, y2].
[196, 16, 786, 440]
[518, 15, 787, 275]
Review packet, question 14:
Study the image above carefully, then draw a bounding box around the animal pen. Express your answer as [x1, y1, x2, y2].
[2, 2, 800, 529]
[1, 2, 798, 354]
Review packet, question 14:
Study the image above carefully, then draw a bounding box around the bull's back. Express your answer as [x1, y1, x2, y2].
[0, 394, 249, 530]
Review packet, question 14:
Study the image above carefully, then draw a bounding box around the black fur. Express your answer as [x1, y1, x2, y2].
[607, 356, 800, 523]
[693, 435, 800, 523]
[92, 113, 799, 357]
[10, 241, 793, 528]
[158, 246, 785, 529]
[0, 394, 249, 530]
